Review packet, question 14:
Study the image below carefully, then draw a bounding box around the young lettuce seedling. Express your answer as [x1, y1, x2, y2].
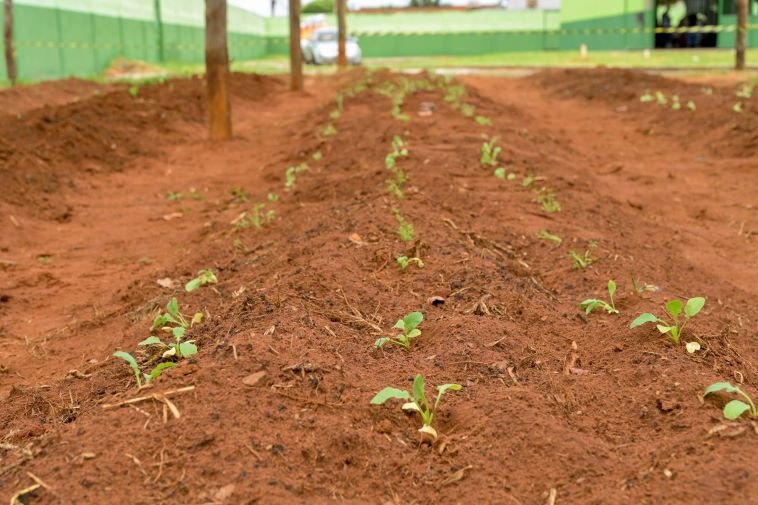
[139, 327, 197, 359]
[113, 351, 176, 388]
[392, 209, 416, 242]
[536, 229, 562, 245]
[580, 280, 619, 315]
[151, 297, 203, 332]
[185, 269, 218, 292]
[704, 382, 757, 420]
[371, 374, 462, 439]
[474, 115, 492, 126]
[535, 188, 561, 213]
[375, 312, 423, 349]
[568, 241, 597, 269]
[630, 297, 705, 344]
[396, 256, 424, 270]
[480, 136, 501, 167]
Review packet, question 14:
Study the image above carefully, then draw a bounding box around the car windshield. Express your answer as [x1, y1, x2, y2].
[315, 32, 337, 42]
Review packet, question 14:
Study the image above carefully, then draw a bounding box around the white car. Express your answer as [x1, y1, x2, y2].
[301, 28, 362, 65]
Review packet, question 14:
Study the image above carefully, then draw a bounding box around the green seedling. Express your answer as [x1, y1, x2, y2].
[393, 209, 416, 242]
[166, 191, 183, 201]
[139, 326, 197, 359]
[460, 103, 475, 117]
[480, 136, 501, 167]
[185, 269, 217, 292]
[580, 280, 618, 315]
[375, 312, 423, 349]
[704, 382, 757, 420]
[687, 100, 696, 111]
[493, 167, 515, 180]
[640, 91, 654, 102]
[151, 297, 203, 332]
[655, 91, 667, 105]
[113, 351, 175, 388]
[371, 374, 462, 439]
[229, 187, 249, 203]
[129, 85, 139, 98]
[568, 241, 596, 269]
[733, 102, 743, 113]
[329, 108, 341, 120]
[285, 162, 308, 189]
[474, 115, 492, 126]
[396, 256, 424, 270]
[535, 188, 561, 213]
[444, 85, 465, 104]
[522, 174, 535, 188]
[671, 95, 681, 110]
[312, 150, 322, 161]
[630, 296, 705, 344]
[391, 135, 408, 156]
[267, 192, 279, 202]
[536, 229, 562, 245]
[386, 175, 406, 199]
[736, 84, 753, 99]
[701, 86, 713, 95]
[321, 123, 337, 137]
[235, 203, 276, 230]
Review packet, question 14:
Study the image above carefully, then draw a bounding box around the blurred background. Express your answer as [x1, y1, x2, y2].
[1, 0, 756, 84]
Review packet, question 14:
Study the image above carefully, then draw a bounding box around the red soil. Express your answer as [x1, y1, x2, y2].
[0, 69, 755, 505]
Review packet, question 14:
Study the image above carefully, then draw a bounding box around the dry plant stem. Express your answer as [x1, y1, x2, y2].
[101, 386, 196, 411]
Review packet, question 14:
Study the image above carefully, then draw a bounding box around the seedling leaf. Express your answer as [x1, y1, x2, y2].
[403, 312, 423, 331]
[630, 313, 658, 328]
[147, 362, 175, 383]
[665, 299, 683, 319]
[413, 374, 428, 410]
[684, 297, 705, 317]
[178, 341, 198, 357]
[139, 336, 162, 346]
[704, 382, 740, 396]
[608, 280, 616, 298]
[723, 400, 751, 420]
[371, 387, 410, 404]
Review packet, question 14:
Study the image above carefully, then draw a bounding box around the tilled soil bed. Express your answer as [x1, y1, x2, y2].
[0, 68, 756, 505]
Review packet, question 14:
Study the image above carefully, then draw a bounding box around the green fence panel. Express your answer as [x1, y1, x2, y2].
[718, 15, 758, 47]
[57, 8, 98, 77]
[0, 7, 6, 81]
[14, 4, 64, 80]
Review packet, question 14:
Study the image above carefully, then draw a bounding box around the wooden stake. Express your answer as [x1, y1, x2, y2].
[3, 0, 17, 85]
[205, 0, 232, 140]
[336, 0, 347, 68]
[735, 0, 747, 70]
[288, 0, 303, 91]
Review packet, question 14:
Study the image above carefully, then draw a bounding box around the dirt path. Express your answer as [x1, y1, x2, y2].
[0, 70, 755, 504]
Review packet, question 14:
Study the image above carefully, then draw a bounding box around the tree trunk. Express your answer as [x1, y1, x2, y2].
[289, 0, 303, 91]
[205, 0, 232, 140]
[735, 0, 747, 70]
[336, 0, 347, 68]
[4, 0, 17, 86]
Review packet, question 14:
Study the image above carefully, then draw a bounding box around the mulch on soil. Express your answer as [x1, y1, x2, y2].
[0, 69, 755, 504]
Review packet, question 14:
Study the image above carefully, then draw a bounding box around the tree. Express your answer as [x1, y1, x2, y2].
[736, 0, 747, 70]
[289, 0, 303, 91]
[302, 0, 333, 14]
[336, 0, 347, 68]
[205, 0, 232, 140]
[4, 0, 17, 85]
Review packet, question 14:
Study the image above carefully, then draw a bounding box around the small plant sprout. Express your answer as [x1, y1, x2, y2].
[671, 95, 681, 110]
[113, 351, 176, 389]
[474, 115, 492, 126]
[267, 192, 280, 202]
[393, 209, 416, 242]
[375, 312, 423, 349]
[733, 102, 743, 113]
[568, 241, 597, 269]
[736, 83, 753, 99]
[284, 162, 308, 189]
[580, 280, 618, 315]
[480, 136, 502, 167]
[535, 188, 561, 212]
[139, 327, 197, 359]
[640, 90, 654, 102]
[151, 297, 203, 332]
[229, 187, 249, 203]
[321, 123, 337, 137]
[704, 382, 757, 420]
[655, 91, 667, 105]
[166, 191, 184, 201]
[129, 85, 140, 98]
[701, 86, 713, 95]
[370, 374, 462, 439]
[312, 150, 322, 161]
[185, 269, 218, 292]
[536, 229, 562, 245]
[396, 255, 424, 270]
[521, 174, 535, 188]
[687, 100, 696, 111]
[460, 103, 475, 117]
[630, 297, 705, 344]
[235, 203, 276, 230]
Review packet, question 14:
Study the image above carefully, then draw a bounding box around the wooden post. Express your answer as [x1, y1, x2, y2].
[3, 0, 17, 85]
[336, 0, 347, 68]
[735, 0, 747, 70]
[289, 0, 303, 91]
[205, 0, 232, 140]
